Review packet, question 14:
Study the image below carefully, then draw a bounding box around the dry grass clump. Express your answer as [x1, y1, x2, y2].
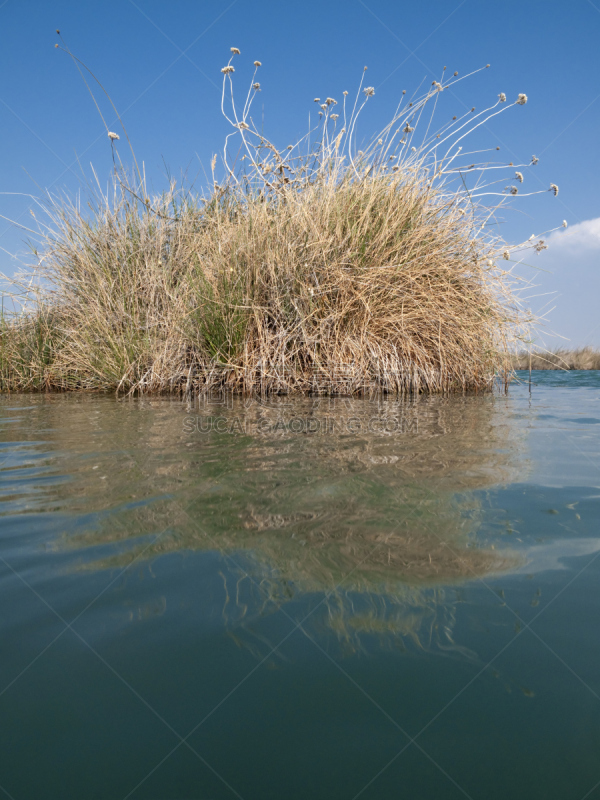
[0, 48, 563, 395]
[512, 346, 600, 370]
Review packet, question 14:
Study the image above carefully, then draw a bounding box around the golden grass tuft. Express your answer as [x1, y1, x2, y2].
[1, 50, 562, 395]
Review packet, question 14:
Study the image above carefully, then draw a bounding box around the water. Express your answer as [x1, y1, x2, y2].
[1, 372, 600, 799]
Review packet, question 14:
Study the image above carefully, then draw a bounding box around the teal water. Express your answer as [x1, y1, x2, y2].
[1, 372, 600, 799]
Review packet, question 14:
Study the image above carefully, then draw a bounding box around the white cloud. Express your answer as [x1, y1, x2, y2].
[520, 216, 600, 347]
[546, 216, 600, 253]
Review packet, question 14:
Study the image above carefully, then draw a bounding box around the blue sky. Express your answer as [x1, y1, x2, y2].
[1, 0, 599, 347]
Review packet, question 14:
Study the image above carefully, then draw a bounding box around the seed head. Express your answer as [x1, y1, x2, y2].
[471, 107, 475, 112]
[254, 61, 262, 67]
[230, 47, 240, 55]
[108, 131, 120, 140]
[320, 104, 327, 111]
[237, 121, 250, 130]
[343, 91, 348, 96]
[562, 220, 568, 228]
[363, 87, 375, 97]
[531, 155, 539, 165]
[326, 97, 337, 105]
[517, 93, 528, 105]
[403, 123, 414, 133]
[402, 90, 406, 95]
[496, 147, 500, 150]
[453, 71, 458, 76]
[314, 98, 320, 103]
[510, 186, 518, 195]
[503, 250, 510, 260]
[253, 83, 260, 90]
[534, 240, 548, 253]
[433, 81, 443, 92]
[498, 92, 506, 102]
[331, 114, 339, 120]
[550, 183, 559, 196]
[221, 66, 235, 74]
[452, 116, 457, 120]
[515, 171, 524, 183]
[486, 64, 490, 68]
[411, 146, 416, 152]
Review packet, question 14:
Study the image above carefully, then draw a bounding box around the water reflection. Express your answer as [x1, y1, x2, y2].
[0, 392, 526, 651]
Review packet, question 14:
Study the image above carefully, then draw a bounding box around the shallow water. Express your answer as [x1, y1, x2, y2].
[1, 372, 600, 799]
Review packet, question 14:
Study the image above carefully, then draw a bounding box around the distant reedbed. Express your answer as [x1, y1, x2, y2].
[512, 347, 600, 370]
[0, 45, 563, 395]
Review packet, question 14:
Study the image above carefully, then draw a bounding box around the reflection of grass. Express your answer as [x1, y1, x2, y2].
[225, 492, 516, 592]
[321, 591, 477, 658]
[7, 393, 523, 649]
[223, 522, 511, 656]
[43, 393, 522, 582]
[219, 569, 477, 658]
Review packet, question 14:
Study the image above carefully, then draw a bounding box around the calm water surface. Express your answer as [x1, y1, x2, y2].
[1, 372, 600, 799]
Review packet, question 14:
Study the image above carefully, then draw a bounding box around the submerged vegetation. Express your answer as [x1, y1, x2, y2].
[1, 44, 563, 395]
